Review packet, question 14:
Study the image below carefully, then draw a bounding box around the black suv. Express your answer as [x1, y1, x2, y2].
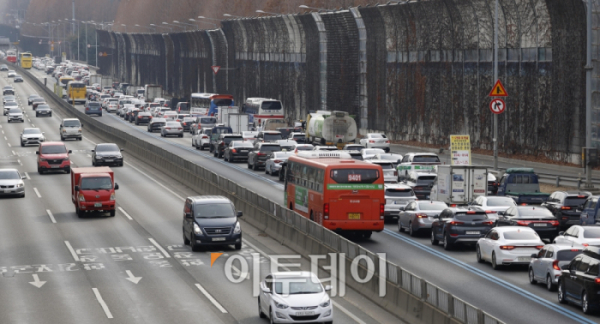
[542, 191, 592, 229]
[248, 143, 281, 171]
[182, 196, 243, 251]
[431, 209, 494, 250]
[558, 247, 600, 314]
[212, 134, 243, 158]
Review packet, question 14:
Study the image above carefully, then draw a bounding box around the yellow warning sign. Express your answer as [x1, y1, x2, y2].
[488, 79, 508, 97]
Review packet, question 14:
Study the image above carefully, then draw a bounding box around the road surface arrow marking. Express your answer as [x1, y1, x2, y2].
[29, 274, 46, 288]
[125, 270, 142, 284]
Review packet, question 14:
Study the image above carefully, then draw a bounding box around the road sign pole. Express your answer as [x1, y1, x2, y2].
[493, 0, 498, 171]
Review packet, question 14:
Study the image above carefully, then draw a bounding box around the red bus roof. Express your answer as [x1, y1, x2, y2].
[288, 155, 380, 169]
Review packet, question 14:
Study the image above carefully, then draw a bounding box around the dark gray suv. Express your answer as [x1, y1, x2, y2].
[182, 196, 243, 251]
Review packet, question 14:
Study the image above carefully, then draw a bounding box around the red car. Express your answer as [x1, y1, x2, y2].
[37, 142, 72, 174]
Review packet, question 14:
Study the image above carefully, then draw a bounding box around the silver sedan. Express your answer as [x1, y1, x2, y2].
[20, 128, 45, 146]
[0, 168, 25, 198]
[160, 121, 184, 138]
[265, 151, 294, 176]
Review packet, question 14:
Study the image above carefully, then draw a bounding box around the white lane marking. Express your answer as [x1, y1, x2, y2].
[11, 150, 15, 155]
[7, 143, 11, 147]
[86, 154, 91, 157]
[3, 136, 6, 140]
[1, 130, 3, 134]
[24, 172, 30, 180]
[118, 207, 133, 220]
[195, 283, 228, 313]
[17, 159, 21, 165]
[64, 241, 80, 262]
[46, 209, 56, 224]
[31, 123, 34, 127]
[242, 240, 366, 323]
[33, 187, 41, 198]
[92, 288, 114, 319]
[148, 238, 171, 258]
[124, 161, 185, 201]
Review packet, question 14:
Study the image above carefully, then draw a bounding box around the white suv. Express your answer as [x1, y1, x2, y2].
[60, 118, 83, 141]
[384, 183, 417, 222]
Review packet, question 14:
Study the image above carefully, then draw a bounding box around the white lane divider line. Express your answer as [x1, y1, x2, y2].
[24, 172, 30, 180]
[7, 143, 11, 147]
[331, 301, 367, 324]
[86, 154, 91, 157]
[64, 241, 80, 262]
[33, 187, 41, 198]
[195, 283, 228, 313]
[92, 288, 114, 319]
[3, 136, 6, 140]
[46, 209, 56, 224]
[17, 159, 21, 165]
[11, 150, 15, 155]
[118, 207, 132, 220]
[31, 123, 34, 127]
[148, 238, 171, 258]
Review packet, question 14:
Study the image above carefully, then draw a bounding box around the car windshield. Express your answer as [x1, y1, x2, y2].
[485, 197, 516, 206]
[8, 109, 20, 113]
[200, 117, 217, 124]
[178, 103, 188, 110]
[330, 169, 380, 184]
[23, 129, 41, 135]
[455, 213, 488, 221]
[261, 101, 282, 110]
[166, 122, 181, 127]
[80, 177, 113, 190]
[516, 208, 552, 217]
[264, 133, 283, 141]
[413, 155, 440, 163]
[503, 231, 539, 240]
[273, 278, 323, 295]
[223, 137, 243, 144]
[385, 188, 414, 197]
[0, 170, 20, 179]
[583, 228, 600, 238]
[260, 145, 281, 153]
[296, 146, 314, 151]
[5, 102, 16, 106]
[41, 145, 67, 154]
[233, 142, 253, 148]
[556, 250, 583, 261]
[96, 144, 119, 152]
[370, 134, 383, 139]
[194, 203, 234, 218]
[416, 176, 436, 185]
[37, 105, 50, 110]
[88, 103, 101, 107]
[63, 120, 80, 127]
[373, 163, 393, 170]
[418, 202, 447, 210]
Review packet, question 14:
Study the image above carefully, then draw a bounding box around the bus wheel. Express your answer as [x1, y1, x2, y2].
[289, 203, 293, 210]
[310, 212, 314, 221]
[362, 231, 372, 239]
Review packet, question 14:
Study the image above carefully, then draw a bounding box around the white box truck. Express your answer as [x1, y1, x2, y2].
[218, 106, 239, 124]
[429, 165, 488, 205]
[101, 76, 112, 90]
[90, 74, 102, 85]
[144, 84, 163, 103]
[227, 113, 250, 134]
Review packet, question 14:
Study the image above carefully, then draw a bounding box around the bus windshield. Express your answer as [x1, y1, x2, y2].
[213, 98, 233, 106]
[330, 169, 380, 184]
[261, 101, 282, 110]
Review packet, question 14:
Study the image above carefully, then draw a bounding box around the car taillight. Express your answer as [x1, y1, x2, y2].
[369, 140, 375, 143]
[178, 128, 182, 130]
[394, 171, 397, 176]
[274, 160, 282, 163]
[561, 206, 571, 210]
[385, 140, 390, 143]
[535, 245, 544, 250]
[521, 203, 528, 206]
[449, 204, 457, 207]
[138, 116, 142, 119]
[583, 243, 590, 247]
[499, 246, 515, 250]
[416, 213, 427, 218]
[485, 210, 495, 214]
[449, 221, 464, 225]
[324, 203, 329, 219]
[165, 127, 171, 130]
[466, 211, 476, 214]
[552, 260, 560, 271]
[202, 135, 208, 139]
[482, 221, 494, 225]
[595, 278, 600, 285]
[257, 153, 265, 156]
[516, 220, 532, 226]
[549, 220, 559, 226]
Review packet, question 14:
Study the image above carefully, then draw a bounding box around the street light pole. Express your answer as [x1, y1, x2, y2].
[586, 0, 594, 188]
[493, 0, 498, 171]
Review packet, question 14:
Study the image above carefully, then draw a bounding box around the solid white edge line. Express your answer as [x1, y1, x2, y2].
[64, 241, 80, 262]
[46, 209, 56, 224]
[148, 238, 171, 258]
[33, 187, 41, 198]
[24, 172, 30, 180]
[118, 207, 133, 220]
[7, 143, 10, 147]
[195, 283, 228, 313]
[92, 288, 114, 319]
[124, 161, 186, 201]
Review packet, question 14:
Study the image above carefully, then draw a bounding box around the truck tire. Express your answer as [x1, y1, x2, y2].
[109, 210, 115, 217]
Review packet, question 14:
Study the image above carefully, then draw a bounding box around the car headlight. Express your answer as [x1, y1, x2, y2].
[62, 129, 67, 133]
[16, 182, 24, 188]
[274, 301, 289, 309]
[233, 222, 241, 234]
[78, 128, 82, 133]
[319, 299, 331, 308]
[193, 223, 202, 235]
[96, 156, 103, 160]
[109, 193, 115, 201]
[39, 158, 47, 161]
[78, 194, 85, 202]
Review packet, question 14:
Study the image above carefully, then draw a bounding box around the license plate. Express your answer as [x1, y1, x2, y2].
[94, 203, 102, 207]
[517, 257, 531, 262]
[104, 159, 113, 162]
[295, 311, 315, 316]
[240, 150, 247, 152]
[4, 189, 12, 193]
[348, 213, 361, 220]
[51, 165, 60, 168]
[466, 231, 480, 235]
[212, 237, 226, 241]
[426, 196, 430, 199]
[533, 223, 547, 227]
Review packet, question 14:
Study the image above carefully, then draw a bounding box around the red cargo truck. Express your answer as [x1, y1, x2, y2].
[71, 167, 119, 218]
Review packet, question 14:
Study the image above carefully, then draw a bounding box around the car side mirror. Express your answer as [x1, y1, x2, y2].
[561, 264, 570, 270]
[325, 285, 332, 291]
[120, 149, 124, 152]
[91, 149, 95, 152]
[185, 212, 193, 219]
[68, 150, 72, 154]
[398, 206, 405, 211]
[59, 124, 62, 127]
[74, 185, 79, 191]
[114, 183, 119, 190]
[531, 253, 538, 258]
[35, 151, 39, 155]
[21, 175, 26, 179]
[261, 287, 271, 294]
[432, 215, 439, 219]
[558, 231, 564, 236]
[237, 211, 243, 217]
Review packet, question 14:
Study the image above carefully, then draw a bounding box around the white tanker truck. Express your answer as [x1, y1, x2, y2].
[306, 110, 357, 149]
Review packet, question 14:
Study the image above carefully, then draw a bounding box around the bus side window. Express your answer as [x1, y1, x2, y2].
[316, 169, 324, 192]
[308, 167, 316, 190]
[302, 166, 308, 187]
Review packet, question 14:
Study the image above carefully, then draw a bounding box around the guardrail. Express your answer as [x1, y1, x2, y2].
[14, 62, 504, 324]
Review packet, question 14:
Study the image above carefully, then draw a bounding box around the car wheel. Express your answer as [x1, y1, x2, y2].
[190, 232, 200, 252]
[36, 113, 38, 117]
[409, 222, 416, 236]
[247, 162, 252, 169]
[491, 252, 501, 270]
[528, 268, 537, 284]
[92, 160, 96, 166]
[265, 166, 270, 175]
[200, 145, 204, 151]
[65, 167, 71, 174]
[253, 162, 259, 171]
[20, 192, 25, 198]
[476, 245, 484, 263]
[20, 142, 24, 147]
[430, 231, 439, 245]
[362, 231, 372, 239]
[279, 170, 284, 181]
[398, 220, 404, 232]
[258, 299, 266, 318]
[270, 308, 276, 324]
[213, 150, 218, 157]
[76, 206, 82, 218]
[558, 281, 567, 304]
[235, 242, 242, 250]
[161, 133, 164, 137]
[443, 232, 453, 250]
[583, 291, 593, 314]
[79, 137, 82, 141]
[49, 113, 52, 117]
[183, 230, 190, 245]
[109, 210, 115, 217]
[546, 274, 556, 291]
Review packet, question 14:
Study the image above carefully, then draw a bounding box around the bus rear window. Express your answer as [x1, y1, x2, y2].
[213, 99, 233, 106]
[331, 169, 380, 184]
[261, 101, 282, 110]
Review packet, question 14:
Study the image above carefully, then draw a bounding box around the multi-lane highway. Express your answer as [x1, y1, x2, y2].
[21, 67, 600, 323]
[0, 69, 401, 324]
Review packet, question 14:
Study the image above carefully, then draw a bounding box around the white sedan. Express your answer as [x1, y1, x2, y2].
[553, 225, 600, 247]
[361, 148, 385, 160]
[259, 272, 333, 323]
[265, 152, 294, 176]
[476, 227, 545, 270]
[359, 133, 390, 152]
[470, 196, 517, 220]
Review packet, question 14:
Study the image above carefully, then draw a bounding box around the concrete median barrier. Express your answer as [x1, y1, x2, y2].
[12, 63, 503, 324]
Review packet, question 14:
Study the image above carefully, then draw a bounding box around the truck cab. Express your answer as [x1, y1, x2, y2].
[496, 168, 549, 204]
[71, 167, 119, 218]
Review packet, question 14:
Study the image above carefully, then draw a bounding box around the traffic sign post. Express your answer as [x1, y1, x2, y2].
[489, 98, 505, 114]
[211, 66, 220, 74]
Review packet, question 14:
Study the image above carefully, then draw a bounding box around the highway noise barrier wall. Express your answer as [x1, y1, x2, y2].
[19, 0, 596, 163]
[14, 62, 504, 324]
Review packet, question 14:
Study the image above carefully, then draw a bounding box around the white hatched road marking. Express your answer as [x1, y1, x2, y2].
[92, 288, 114, 319]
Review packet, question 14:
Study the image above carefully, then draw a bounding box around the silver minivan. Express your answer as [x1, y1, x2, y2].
[60, 118, 83, 141]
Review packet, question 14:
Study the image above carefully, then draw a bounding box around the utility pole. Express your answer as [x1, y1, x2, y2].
[72, 0, 75, 34]
[85, 22, 87, 64]
[585, 0, 594, 188]
[493, 0, 499, 171]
